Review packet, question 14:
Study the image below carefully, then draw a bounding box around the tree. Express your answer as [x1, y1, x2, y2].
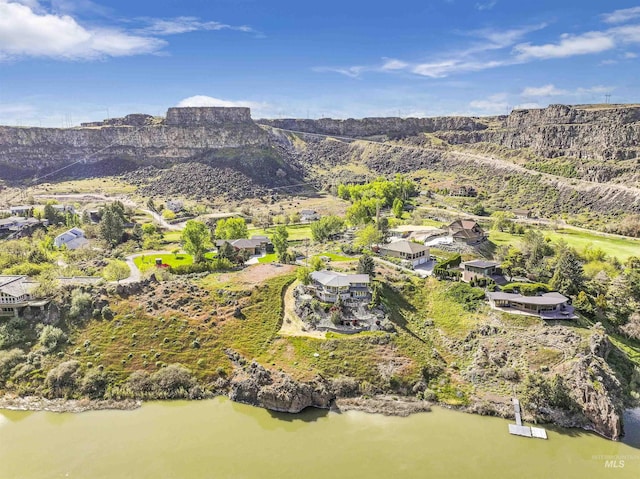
[490, 211, 514, 232]
[43, 203, 62, 225]
[346, 201, 371, 226]
[392, 198, 404, 219]
[310, 216, 344, 242]
[182, 220, 211, 264]
[215, 218, 248, 240]
[272, 225, 289, 263]
[100, 207, 124, 247]
[550, 247, 584, 296]
[103, 259, 130, 283]
[354, 223, 383, 250]
[218, 241, 237, 262]
[310, 256, 324, 271]
[357, 254, 375, 276]
[297, 266, 312, 285]
[162, 209, 176, 220]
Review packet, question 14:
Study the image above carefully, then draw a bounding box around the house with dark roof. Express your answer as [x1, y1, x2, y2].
[215, 235, 273, 256]
[309, 270, 370, 304]
[0, 275, 48, 318]
[448, 219, 486, 244]
[378, 240, 430, 267]
[486, 291, 576, 319]
[462, 260, 503, 283]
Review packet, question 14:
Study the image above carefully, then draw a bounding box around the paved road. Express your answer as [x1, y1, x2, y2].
[141, 209, 183, 231]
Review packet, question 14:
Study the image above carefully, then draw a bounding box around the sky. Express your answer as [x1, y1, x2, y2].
[1, 0, 640, 126]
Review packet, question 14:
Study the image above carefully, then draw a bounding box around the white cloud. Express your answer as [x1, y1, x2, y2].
[602, 6, 640, 24]
[514, 31, 616, 60]
[381, 58, 409, 71]
[176, 96, 270, 116]
[624, 51, 638, 58]
[412, 59, 508, 78]
[312, 65, 367, 78]
[469, 99, 509, 114]
[521, 84, 568, 96]
[475, 1, 497, 11]
[136, 16, 254, 36]
[0, 0, 165, 60]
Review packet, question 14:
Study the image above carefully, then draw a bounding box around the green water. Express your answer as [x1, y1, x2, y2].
[0, 398, 638, 479]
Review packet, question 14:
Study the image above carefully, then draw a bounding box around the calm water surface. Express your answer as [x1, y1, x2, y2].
[0, 398, 638, 479]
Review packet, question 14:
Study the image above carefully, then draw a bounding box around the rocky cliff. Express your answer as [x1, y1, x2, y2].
[259, 116, 488, 138]
[0, 107, 270, 180]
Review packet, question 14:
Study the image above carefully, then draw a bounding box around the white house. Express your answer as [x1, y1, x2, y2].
[309, 270, 370, 304]
[54, 227, 88, 250]
[378, 240, 430, 267]
[0, 275, 46, 317]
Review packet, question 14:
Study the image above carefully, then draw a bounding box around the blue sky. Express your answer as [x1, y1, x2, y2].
[1, 0, 640, 126]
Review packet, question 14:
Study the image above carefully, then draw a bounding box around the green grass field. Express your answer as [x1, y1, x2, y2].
[489, 227, 640, 261]
[248, 224, 313, 241]
[317, 252, 356, 262]
[258, 253, 277, 263]
[134, 253, 193, 272]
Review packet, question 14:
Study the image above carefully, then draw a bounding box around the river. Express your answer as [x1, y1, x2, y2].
[0, 398, 638, 478]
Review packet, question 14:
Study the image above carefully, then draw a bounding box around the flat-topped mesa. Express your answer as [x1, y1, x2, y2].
[506, 104, 640, 128]
[165, 107, 252, 126]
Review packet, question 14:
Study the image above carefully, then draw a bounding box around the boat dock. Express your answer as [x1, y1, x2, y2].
[508, 398, 547, 439]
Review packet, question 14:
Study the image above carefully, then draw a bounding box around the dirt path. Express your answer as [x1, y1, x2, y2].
[278, 282, 326, 339]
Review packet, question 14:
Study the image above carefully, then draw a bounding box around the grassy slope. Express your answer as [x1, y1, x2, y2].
[490, 228, 640, 261]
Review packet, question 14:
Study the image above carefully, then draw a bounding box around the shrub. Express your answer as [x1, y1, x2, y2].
[45, 360, 81, 397]
[0, 348, 25, 384]
[446, 283, 485, 311]
[38, 325, 67, 354]
[101, 305, 114, 320]
[0, 317, 28, 349]
[150, 364, 196, 398]
[69, 289, 93, 320]
[80, 369, 108, 399]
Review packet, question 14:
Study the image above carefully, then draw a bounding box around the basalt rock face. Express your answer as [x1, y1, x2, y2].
[226, 351, 334, 413]
[258, 116, 488, 138]
[564, 331, 624, 440]
[0, 107, 270, 180]
[438, 104, 640, 161]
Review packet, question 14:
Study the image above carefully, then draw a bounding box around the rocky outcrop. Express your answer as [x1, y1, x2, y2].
[438, 104, 640, 161]
[0, 107, 270, 180]
[226, 350, 334, 413]
[259, 116, 488, 138]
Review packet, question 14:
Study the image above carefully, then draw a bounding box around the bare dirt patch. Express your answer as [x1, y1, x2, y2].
[215, 263, 296, 287]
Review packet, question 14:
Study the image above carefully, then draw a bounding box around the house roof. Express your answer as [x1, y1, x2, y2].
[464, 260, 500, 269]
[311, 270, 370, 287]
[381, 240, 430, 255]
[449, 219, 482, 231]
[0, 275, 39, 298]
[487, 291, 568, 306]
[231, 238, 261, 249]
[0, 216, 24, 227]
[452, 229, 482, 239]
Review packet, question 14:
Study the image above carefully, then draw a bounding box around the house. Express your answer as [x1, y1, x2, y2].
[309, 270, 370, 304]
[378, 240, 430, 267]
[448, 219, 486, 244]
[0, 275, 48, 318]
[52, 204, 75, 215]
[462, 260, 501, 283]
[54, 228, 89, 250]
[450, 186, 477, 197]
[486, 291, 577, 319]
[216, 235, 272, 256]
[0, 216, 41, 237]
[512, 209, 532, 219]
[300, 209, 321, 222]
[9, 205, 33, 216]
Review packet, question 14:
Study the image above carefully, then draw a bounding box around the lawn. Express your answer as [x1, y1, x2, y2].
[248, 224, 313, 241]
[489, 227, 640, 261]
[162, 231, 183, 243]
[258, 253, 277, 263]
[317, 252, 357, 262]
[134, 253, 193, 272]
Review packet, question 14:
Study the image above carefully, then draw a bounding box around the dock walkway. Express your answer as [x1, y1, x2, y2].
[508, 398, 547, 440]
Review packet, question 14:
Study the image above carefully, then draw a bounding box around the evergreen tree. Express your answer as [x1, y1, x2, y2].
[272, 226, 289, 263]
[550, 248, 584, 296]
[357, 254, 375, 276]
[99, 208, 124, 247]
